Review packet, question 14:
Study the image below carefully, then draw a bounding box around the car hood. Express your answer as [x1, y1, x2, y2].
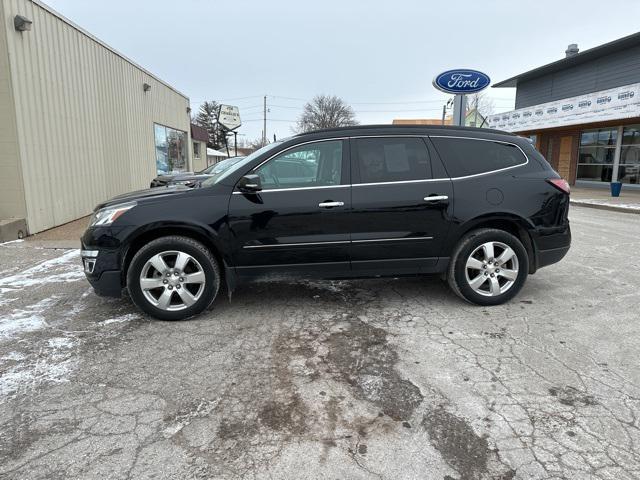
[154, 172, 194, 182]
[96, 185, 192, 210]
[166, 173, 212, 183]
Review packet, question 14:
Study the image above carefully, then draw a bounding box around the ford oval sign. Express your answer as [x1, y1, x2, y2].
[433, 69, 491, 94]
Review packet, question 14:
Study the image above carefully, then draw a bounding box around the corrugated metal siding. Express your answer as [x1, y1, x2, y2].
[2, 0, 190, 233]
[0, 6, 27, 221]
[515, 45, 640, 109]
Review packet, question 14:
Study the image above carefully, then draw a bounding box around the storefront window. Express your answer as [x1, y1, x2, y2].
[154, 124, 187, 174]
[620, 124, 640, 185]
[577, 127, 617, 182]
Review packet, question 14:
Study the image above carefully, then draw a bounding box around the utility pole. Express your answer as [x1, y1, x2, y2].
[233, 131, 238, 157]
[263, 95, 267, 146]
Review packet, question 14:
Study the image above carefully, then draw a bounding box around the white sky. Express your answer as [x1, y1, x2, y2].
[44, 0, 640, 142]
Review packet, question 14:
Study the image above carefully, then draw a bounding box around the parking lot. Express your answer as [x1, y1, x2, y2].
[0, 206, 638, 480]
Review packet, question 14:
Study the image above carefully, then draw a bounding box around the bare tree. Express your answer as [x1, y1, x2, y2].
[466, 93, 495, 121]
[247, 137, 269, 152]
[295, 95, 358, 133]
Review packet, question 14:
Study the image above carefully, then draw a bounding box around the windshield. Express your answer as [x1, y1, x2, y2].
[201, 142, 283, 186]
[200, 156, 245, 175]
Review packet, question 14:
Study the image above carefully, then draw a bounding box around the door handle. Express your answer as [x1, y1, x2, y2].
[423, 195, 449, 202]
[318, 201, 344, 208]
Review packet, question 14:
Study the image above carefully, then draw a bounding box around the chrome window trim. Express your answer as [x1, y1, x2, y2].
[352, 178, 448, 187]
[233, 133, 529, 192]
[243, 240, 350, 249]
[232, 184, 349, 194]
[428, 135, 529, 181]
[242, 237, 434, 249]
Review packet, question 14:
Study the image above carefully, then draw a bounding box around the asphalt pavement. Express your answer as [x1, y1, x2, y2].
[0, 206, 639, 480]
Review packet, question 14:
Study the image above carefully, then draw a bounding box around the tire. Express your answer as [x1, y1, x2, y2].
[127, 236, 220, 320]
[447, 228, 529, 306]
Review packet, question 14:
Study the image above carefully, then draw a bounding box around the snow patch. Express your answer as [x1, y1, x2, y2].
[0, 297, 57, 339]
[0, 356, 76, 397]
[100, 313, 139, 325]
[0, 239, 24, 246]
[0, 249, 84, 290]
[48, 337, 75, 349]
[572, 199, 640, 211]
[0, 333, 78, 398]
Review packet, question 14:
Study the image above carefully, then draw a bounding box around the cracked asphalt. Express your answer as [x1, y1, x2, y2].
[0, 206, 639, 480]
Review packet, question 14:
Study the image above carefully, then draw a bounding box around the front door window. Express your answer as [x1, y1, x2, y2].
[254, 140, 343, 190]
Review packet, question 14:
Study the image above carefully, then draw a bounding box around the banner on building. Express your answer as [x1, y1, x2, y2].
[488, 82, 640, 132]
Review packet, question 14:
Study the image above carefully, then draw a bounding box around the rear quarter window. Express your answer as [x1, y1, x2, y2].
[431, 137, 527, 178]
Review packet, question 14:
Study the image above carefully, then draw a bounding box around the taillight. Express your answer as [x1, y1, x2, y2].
[547, 178, 570, 195]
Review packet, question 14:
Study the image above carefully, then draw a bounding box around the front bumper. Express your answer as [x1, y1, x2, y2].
[81, 246, 123, 297]
[81, 226, 130, 297]
[85, 268, 123, 297]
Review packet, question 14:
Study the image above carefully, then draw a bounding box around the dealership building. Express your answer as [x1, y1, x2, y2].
[0, 0, 193, 238]
[489, 32, 640, 189]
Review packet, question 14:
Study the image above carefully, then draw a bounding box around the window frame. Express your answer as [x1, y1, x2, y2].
[429, 135, 529, 180]
[247, 138, 350, 192]
[350, 135, 436, 186]
[153, 123, 188, 175]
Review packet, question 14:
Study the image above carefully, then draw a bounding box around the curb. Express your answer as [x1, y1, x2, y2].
[570, 200, 640, 215]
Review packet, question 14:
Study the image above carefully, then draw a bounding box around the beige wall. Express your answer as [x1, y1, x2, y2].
[192, 140, 207, 172]
[0, 6, 27, 222]
[1, 0, 191, 233]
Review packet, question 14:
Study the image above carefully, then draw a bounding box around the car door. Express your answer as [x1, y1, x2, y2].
[349, 136, 453, 274]
[227, 138, 351, 276]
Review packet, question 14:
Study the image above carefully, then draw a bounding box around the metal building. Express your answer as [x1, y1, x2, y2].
[488, 32, 640, 189]
[0, 0, 191, 238]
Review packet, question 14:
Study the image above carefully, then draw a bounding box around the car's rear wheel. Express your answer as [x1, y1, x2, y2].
[448, 228, 528, 306]
[127, 236, 220, 320]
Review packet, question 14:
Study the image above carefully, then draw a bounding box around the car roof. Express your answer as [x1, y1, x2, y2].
[291, 124, 518, 141]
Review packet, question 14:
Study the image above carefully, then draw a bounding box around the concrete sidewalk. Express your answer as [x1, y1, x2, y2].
[570, 186, 640, 214]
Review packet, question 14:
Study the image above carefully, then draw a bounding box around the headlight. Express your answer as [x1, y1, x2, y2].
[89, 202, 136, 227]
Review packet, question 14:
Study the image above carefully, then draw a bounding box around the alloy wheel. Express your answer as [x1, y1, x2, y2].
[464, 241, 519, 297]
[139, 250, 206, 311]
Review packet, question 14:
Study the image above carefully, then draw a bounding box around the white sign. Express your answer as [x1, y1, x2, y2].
[488, 82, 640, 132]
[218, 104, 242, 130]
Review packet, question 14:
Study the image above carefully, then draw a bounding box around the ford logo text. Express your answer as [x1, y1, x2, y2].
[433, 69, 491, 94]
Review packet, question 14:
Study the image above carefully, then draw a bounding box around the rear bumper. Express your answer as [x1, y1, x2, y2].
[531, 223, 571, 270]
[537, 245, 570, 269]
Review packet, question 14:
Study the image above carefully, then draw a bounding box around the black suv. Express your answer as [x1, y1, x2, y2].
[81, 125, 571, 320]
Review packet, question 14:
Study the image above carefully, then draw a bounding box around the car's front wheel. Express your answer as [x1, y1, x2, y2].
[448, 228, 529, 306]
[127, 236, 220, 320]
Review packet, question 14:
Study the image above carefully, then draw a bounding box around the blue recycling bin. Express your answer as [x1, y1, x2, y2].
[610, 181, 622, 197]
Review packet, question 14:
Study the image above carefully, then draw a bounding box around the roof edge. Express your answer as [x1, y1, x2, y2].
[493, 30, 640, 88]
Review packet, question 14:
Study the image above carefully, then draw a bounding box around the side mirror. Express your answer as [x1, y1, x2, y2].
[237, 174, 262, 192]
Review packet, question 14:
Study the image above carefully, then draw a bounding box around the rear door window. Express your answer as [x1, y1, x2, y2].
[354, 137, 432, 183]
[430, 137, 527, 178]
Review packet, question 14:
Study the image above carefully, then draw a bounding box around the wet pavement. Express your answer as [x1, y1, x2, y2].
[0, 206, 639, 479]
